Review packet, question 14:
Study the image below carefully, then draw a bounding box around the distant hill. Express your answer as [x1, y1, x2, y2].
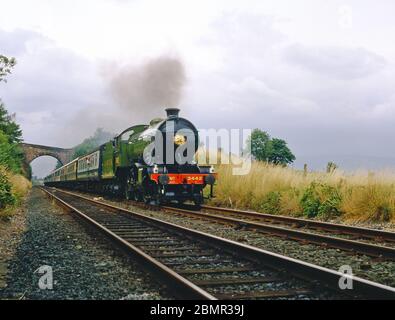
[72, 128, 114, 159]
[52, 128, 114, 171]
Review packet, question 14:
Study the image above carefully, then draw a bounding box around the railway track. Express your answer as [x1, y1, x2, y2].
[158, 204, 395, 261]
[41, 187, 395, 300]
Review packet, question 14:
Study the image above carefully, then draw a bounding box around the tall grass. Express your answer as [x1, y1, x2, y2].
[209, 161, 395, 223]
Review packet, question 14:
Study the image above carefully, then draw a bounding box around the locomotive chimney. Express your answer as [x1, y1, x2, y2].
[165, 108, 180, 119]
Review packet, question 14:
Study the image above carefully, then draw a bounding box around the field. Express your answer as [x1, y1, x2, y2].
[209, 161, 395, 223]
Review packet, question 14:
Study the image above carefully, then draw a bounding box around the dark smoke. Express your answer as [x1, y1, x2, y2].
[107, 56, 186, 121]
[55, 55, 187, 146]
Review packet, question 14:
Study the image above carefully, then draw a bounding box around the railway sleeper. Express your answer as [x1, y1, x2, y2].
[215, 289, 312, 300]
[194, 276, 282, 286]
[177, 267, 258, 275]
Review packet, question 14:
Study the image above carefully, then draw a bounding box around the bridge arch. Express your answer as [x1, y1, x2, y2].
[20, 143, 74, 178]
[29, 153, 64, 166]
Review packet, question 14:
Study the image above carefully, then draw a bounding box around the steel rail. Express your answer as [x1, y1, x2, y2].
[42, 187, 395, 299]
[40, 187, 216, 300]
[161, 205, 395, 260]
[202, 205, 395, 242]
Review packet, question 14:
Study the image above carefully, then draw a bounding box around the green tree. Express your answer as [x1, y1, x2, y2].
[0, 63, 24, 173]
[0, 55, 16, 82]
[266, 138, 296, 165]
[0, 55, 21, 144]
[0, 101, 23, 144]
[0, 130, 23, 172]
[246, 129, 295, 165]
[0, 54, 24, 212]
[0, 102, 24, 173]
[72, 128, 114, 159]
[55, 161, 63, 169]
[245, 129, 270, 161]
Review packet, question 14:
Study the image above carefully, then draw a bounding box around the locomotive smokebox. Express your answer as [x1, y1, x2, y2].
[165, 108, 180, 118]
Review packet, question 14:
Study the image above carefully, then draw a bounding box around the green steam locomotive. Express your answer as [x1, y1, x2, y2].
[44, 108, 216, 205]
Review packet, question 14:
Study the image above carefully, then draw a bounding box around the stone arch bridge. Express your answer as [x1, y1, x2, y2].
[20, 143, 74, 178]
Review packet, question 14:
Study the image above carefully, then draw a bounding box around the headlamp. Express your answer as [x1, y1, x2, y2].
[174, 134, 186, 146]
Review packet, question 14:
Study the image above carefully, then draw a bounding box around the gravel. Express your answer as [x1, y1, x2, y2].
[0, 188, 168, 300]
[44, 189, 351, 299]
[0, 197, 28, 290]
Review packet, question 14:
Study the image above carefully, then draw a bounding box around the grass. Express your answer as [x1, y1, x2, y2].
[208, 161, 395, 223]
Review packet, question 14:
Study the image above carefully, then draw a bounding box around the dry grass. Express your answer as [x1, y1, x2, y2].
[209, 161, 395, 223]
[9, 173, 31, 201]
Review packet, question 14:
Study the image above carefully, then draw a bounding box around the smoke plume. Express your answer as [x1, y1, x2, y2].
[107, 56, 186, 121]
[55, 55, 187, 147]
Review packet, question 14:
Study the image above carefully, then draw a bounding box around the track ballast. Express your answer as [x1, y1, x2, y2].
[41, 187, 395, 300]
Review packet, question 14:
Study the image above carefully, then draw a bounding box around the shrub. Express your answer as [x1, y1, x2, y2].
[300, 183, 321, 218]
[300, 182, 342, 219]
[0, 166, 16, 210]
[260, 191, 282, 214]
[0, 166, 30, 220]
[317, 184, 342, 220]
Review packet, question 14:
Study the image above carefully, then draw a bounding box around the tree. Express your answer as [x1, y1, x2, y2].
[245, 129, 270, 161]
[0, 55, 22, 145]
[55, 161, 63, 169]
[72, 128, 114, 159]
[0, 130, 24, 173]
[0, 101, 23, 144]
[265, 138, 296, 165]
[0, 101, 24, 173]
[0, 55, 16, 82]
[246, 128, 295, 166]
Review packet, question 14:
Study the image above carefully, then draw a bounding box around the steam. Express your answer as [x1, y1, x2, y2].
[107, 56, 186, 121]
[56, 55, 187, 146]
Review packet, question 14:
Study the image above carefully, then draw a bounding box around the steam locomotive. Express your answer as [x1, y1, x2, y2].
[44, 108, 216, 205]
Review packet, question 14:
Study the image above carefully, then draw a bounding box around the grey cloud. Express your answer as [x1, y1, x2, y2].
[2, 9, 395, 174]
[186, 12, 395, 171]
[0, 28, 188, 153]
[0, 28, 115, 177]
[0, 28, 108, 147]
[284, 44, 387, 80]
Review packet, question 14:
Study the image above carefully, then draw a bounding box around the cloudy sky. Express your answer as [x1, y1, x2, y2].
[1, 0, 395, 176]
